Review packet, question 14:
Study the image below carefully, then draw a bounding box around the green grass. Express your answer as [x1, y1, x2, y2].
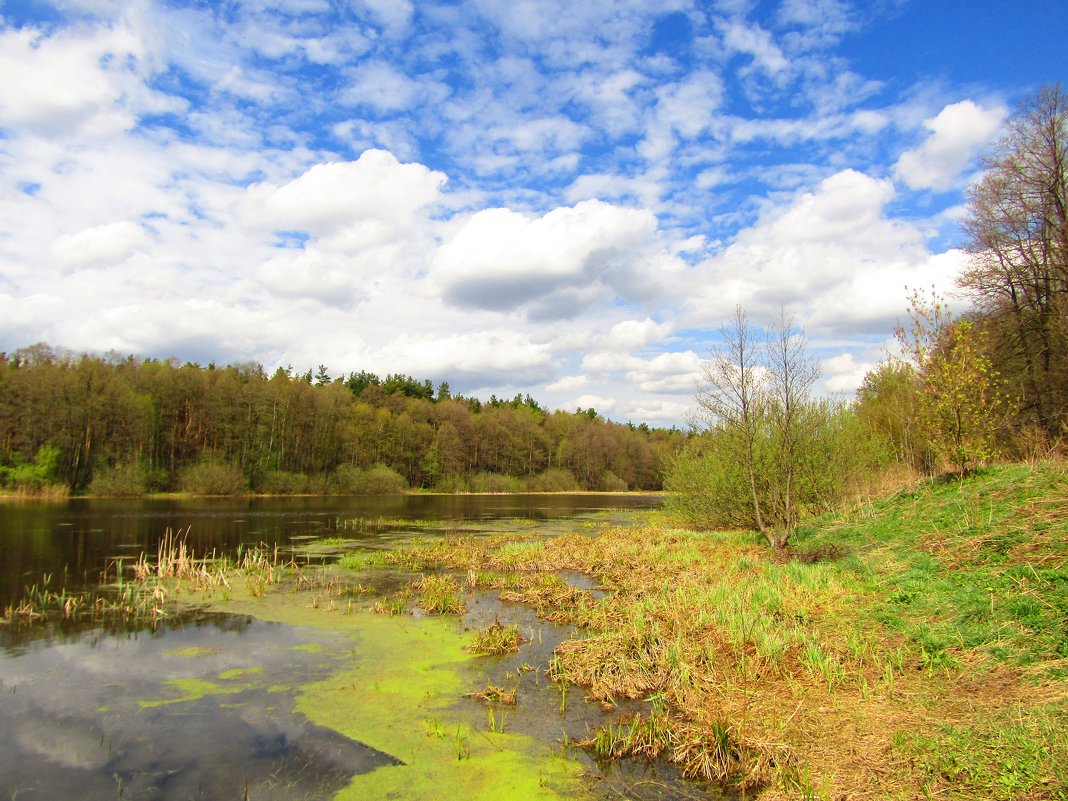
[794, 462, 1068, 674]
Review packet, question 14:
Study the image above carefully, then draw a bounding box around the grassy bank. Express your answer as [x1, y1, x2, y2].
[370, 461, 1067, 799]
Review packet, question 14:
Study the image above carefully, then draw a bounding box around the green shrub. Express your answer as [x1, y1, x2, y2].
[433, 475, 470, 493]
[600, 471, 629, 492]
[332, 463, 407, 494]
[0, 445, 68, 496]
[89, 462, 146, 497]
[468, 472, 522, 493]
[524, 468, 580, 492]
[179, 460, 249, 495]
[258, 470, 310, 494]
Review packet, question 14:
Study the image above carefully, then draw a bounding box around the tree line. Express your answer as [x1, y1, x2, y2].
[669, 84, 1067, 546]
[0, 347, 683, 496]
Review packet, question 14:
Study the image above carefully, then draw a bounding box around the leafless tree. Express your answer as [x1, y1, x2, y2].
[960, 84, 1068, 440]
[696, 306, 819, 548]
[764, 308, 820, 544]
[697, 305, 767, 536]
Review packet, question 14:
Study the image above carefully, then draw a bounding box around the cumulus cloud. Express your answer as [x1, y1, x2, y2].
[0, 26, 133, 135]
[602, 318, 674, 351]
[49, 221, 150, 269]
[684, 168, 935, 334]
[430, 199, 674, 316]
[382, 330, 556, 388]
[235, 149, 446, 237]
[821, 352, 876, 394]
[894, 100, 1007, 191]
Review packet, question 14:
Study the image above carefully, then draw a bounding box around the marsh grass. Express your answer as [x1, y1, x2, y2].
[414, 574, 466, 614]
[348, 462, 1068, 799]
[466, 619, 525, 655]
[3, 528, 300, 628]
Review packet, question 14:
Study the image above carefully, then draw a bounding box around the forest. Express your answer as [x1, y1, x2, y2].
[0, 346, 683, 496]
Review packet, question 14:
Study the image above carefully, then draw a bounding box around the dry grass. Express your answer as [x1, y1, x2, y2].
[367, 464, 1068, 799]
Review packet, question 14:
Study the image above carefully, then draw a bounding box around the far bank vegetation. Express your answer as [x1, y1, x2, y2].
[0, 352, 682, 497]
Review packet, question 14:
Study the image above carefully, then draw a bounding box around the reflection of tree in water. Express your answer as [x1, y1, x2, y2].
[1, 609, 255, 652]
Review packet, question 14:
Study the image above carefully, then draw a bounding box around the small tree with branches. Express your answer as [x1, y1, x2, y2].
[897, 289, 1005, 476]
[694, 306, 819, 548]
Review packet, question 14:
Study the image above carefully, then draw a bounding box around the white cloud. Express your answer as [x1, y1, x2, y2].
[235, 149, 446, 236]
[574, 394, 617, 413]
[49, 221, 150, 269]
[0, 23, 167, 137]
[820, 352, 875, 394]
[430, 199, 673, 316]
[618, 399, 693, 425]
[684, 169, 935, 334]
[546, 375, 590, 392]
[894, 100, 1007, 191]
[341, 60, 447, 112]
[602, 318, 673, 351]
[626, 351, 702, 394]
[384, 330, 556, 387]
[718, 19, 789, 78]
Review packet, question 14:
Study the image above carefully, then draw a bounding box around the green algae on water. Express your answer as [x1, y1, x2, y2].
[139, 676, 248, 708]
[211, 592, 594, 801]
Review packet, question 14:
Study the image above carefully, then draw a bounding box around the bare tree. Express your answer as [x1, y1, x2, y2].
[696, 306, 819, 548]
[765, 308, 820, 545]
[960, 84, 1068, 439]
[697, 305, 767, 536]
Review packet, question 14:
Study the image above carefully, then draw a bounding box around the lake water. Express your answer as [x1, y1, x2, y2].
[0, 494, 718, 801]
[0, 493, 662, 606]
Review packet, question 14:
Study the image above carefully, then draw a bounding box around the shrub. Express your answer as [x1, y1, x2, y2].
[600, 471, 629, 492]
[89, 462, 146, 497]
[433, 475, 470, 493]
[258, 470, 310, 495]
[332, 463, 407, 494]
[179, 460, 249, 495]
[0, 445, 68, 497]
[525, 468, 580, 492]
[468, 472, 522, 493]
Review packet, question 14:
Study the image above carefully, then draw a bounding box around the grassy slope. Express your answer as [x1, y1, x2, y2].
[386, 461, 1068, 800]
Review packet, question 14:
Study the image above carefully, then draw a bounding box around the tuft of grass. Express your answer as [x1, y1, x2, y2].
[466, 619, 525, 655]
[465, 685, 517, 705]
[414, 574, 466, 615]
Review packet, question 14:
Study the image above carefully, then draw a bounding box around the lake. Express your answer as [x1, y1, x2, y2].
[0, 493, 718, 801]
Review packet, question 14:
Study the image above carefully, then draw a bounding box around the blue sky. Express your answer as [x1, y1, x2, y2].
[0, 0, 1064, 425]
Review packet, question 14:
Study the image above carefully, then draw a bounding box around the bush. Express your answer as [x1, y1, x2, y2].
[468, 472, 522, 493]
[665, 435, 756, 529]
[433, 475, 470, 493]
[89, 462, 146, 497]
[0, 445, 68, 497]
[258, 470, 310, 495]
[524, 468, 580, 492]
[179, 460, 249, 495]
[600, 471, 629, 492]
[666, 404, 895, 531]
[332, 464, 407, 494]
